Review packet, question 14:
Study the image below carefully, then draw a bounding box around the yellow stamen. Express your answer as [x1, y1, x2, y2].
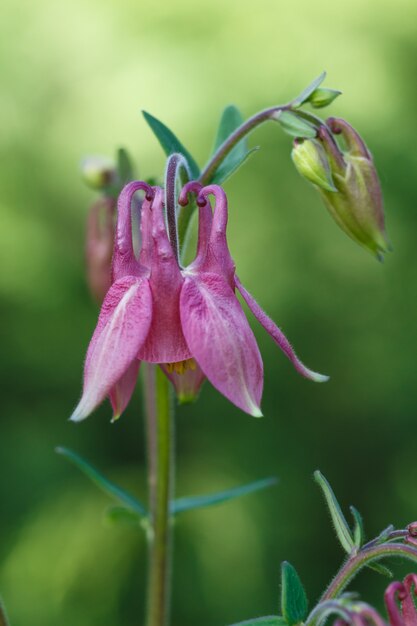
[165, 358, 197, 375]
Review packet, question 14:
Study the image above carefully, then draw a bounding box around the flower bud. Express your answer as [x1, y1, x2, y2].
[292, 138, 337, 192]
[81, 156, 116, 190]
[316, 119, 390, 259]
[306, 87, 341, 109]
[86, 198, 116, 303]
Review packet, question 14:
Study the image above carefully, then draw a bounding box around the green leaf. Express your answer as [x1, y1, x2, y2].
[56, 447, 146, 516]
[212, 147, 259, 185]
[374, 524, 395, 545]
[142, 111, 200, 179]
[229, 618, 286, 626]
[306, 88, 342, 109]
[276, 110, 317, 139]
[104, 506, 142, 527]
[117, 147, 135, 185]
[350, 506, 365, 549]
[209, 105, 256, 184]
[0, 600, 10, 626]
[314, 471, 354, 554]
[367, 563, 393, 578]
[171, 476, 277, 515]
[291, 72, 327, 107]
[281, 562, 308, 626]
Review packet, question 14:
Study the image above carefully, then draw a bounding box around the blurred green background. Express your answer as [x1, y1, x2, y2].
[1, 0, 417, 624]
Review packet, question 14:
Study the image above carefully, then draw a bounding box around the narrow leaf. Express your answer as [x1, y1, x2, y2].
[374, 524, 395, 545]
[171, 476, 277, 515]
[117, 148, 135, 185]
[291, 72, 327, 107]
[281, 561, 308, 625]
[214, 105, 246, 151]
[229, 618, 286, 626]
[350, 506, 365, 549]
[56, 447, 146, 516]
[314, 471, 354, 554]
[276, 110, 317, 139]
[142, 111, 200, 179]
[367, 563, 393, 578]
[212, 147, 259, 185]
[0, 601, 10, 626]
[104, 506, 142, 526]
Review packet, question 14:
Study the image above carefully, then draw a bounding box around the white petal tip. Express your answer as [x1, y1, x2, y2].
[309, 372, 330, 383]
[110, 413, 121, 424]
[250, 406, 264, 418]
[69, 405, 88, 423]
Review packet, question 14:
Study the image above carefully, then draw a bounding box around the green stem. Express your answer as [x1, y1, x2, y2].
[144, 365, 175, 626]
[0, 601, 10, 626]
[199, 104, 288, 185]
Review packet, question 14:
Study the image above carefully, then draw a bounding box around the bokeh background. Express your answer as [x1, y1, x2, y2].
[1, 0, 417, 624]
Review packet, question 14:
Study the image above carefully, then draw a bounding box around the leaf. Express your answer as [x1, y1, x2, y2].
[314, 471, 354, 554]
[291, 72, 327, 107]
[276, 111, 317, 139]
[209, 105, 256, 184]
[0, 600, 10, 626]
[281, 561, 308, 626]
[367, 563, 393, 578]
[228, 617, 286, 626]
[350, 506, 365, 549]
[56, 447, 146, 516]
[142, 111, 200, 179]
[117, 147, 135, 185]
[104, 506, 142, 527]
[171, 476, 277, 515]
[374, 524, 395, 545]
[212, 147, 259, 185]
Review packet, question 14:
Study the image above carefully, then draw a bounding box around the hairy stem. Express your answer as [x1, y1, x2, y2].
[199, 104, 288, 185]
[144, 365, 175, 626]
[165, 153, 191, 264]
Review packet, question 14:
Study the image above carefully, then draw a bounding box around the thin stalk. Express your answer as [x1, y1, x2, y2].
[0, 601, 10, 626]
[199, 104, 289, 185]
[306, 542, 417, 626]
[144, 364, 175, 626]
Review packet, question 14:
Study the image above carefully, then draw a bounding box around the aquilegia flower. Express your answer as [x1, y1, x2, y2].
[71, 180, 328, 422]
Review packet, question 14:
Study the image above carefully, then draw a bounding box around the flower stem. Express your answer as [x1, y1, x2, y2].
[0, 601, 10, 626]
[144, 364, 175, 626]
[199, 104, 288, 185]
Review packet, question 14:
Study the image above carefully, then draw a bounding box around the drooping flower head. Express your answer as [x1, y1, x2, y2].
[71, 179, 328, 422]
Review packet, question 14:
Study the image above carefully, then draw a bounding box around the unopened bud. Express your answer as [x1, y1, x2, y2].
[315, 119, 390, 259]
[407, 522, 417, 537]
[307, 88, 342, 109]
[86, 198, 116, 303]
[81, 156, 116, 190]
[292, 138, 337, 192]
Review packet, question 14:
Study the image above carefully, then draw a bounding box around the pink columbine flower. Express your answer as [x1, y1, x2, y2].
[71, 180, 328, 422]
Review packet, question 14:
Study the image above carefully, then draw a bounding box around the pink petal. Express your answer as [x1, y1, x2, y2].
[180, 273, 263, 417]
[160, 361, 205, 404]
[235, 276, 329, 383]
[71, 276, 152, 422]
[109, 359, 141, 422]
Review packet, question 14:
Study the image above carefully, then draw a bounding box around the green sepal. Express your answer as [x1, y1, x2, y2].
[212, 147, 259, 185]
[374, 524, 395, 545]
[350, 506, 365, 549]
[281, 561, 308, 626]
[104, 506, 142, 527]
[117, 147, 135, 185]
[276, 110, 317, 139]
[229, 617, 287, 626]
[171, 476, 277, 515]
[0, 600, 10, 626]
[56, 447, 146, 516]
[314, 471, 354, 554]
[367, 563, 393, 578]
[291, 72, 327, 108]
[306, 88, 341, 109]
[142, 111, 200, 179]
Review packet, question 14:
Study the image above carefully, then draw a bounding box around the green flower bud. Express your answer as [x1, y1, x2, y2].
[306, 87, 341, 109]
[81, 156, 116, 190]
[292, 138, 337, 192]
[316, 119, 390, 259]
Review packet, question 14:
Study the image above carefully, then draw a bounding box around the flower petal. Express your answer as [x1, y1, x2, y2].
[110, 359, 141, 422]
[235, 276, 329, 383]
[180, 274, 263, 417]
[71, 276, 152, 421]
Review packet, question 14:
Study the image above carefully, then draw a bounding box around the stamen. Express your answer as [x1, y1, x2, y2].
[164, 358, 197, 375]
